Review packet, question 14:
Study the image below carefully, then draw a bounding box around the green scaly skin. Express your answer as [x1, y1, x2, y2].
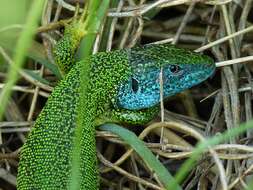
[17, 25, 155, 188]
[17, 20, 215, 189]
[17, 51, 136, 189]
[53, 22, 86, 74]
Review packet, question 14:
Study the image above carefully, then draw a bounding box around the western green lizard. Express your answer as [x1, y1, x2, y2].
[17, 17, 215, 190]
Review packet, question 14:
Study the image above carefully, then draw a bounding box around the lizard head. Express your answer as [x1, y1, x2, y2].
[115, 44, 215, 110]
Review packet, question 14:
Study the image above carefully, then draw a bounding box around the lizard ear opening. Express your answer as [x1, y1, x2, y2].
[131, 77, 139, 93]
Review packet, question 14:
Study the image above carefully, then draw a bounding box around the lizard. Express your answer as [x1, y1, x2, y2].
[17, 17, 215, 190]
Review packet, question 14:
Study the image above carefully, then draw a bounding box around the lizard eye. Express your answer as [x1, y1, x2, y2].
[169, 65, 182, 75]
[131, 77, 139, 93]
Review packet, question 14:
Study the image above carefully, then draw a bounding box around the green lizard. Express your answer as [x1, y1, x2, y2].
[17, 17, 215, 190]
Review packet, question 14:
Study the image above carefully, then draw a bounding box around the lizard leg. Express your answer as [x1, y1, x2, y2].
[97, 106, 159, 126]
[53, 4, 88, 74]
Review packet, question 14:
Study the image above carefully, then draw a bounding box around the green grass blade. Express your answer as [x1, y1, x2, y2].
[99, 0, 118, 51]
[0, 29, 62, 79]
[245, 179, 253, 190]
[0, 0, 45, 120]
[77, 0, 110, 59]
[22, 69, 51, 86]
[69, 1, 110, 189]
[28, 55, 62, 79]
[27, 42, 62, 79]
[100, 123, 182, 190]
[171, 119, 253, 189]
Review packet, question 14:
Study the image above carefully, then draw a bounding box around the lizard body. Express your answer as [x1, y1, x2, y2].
[17, 22, 215, 189]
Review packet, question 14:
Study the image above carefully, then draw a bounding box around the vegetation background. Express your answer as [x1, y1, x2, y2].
[1, 0, 253, 189]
